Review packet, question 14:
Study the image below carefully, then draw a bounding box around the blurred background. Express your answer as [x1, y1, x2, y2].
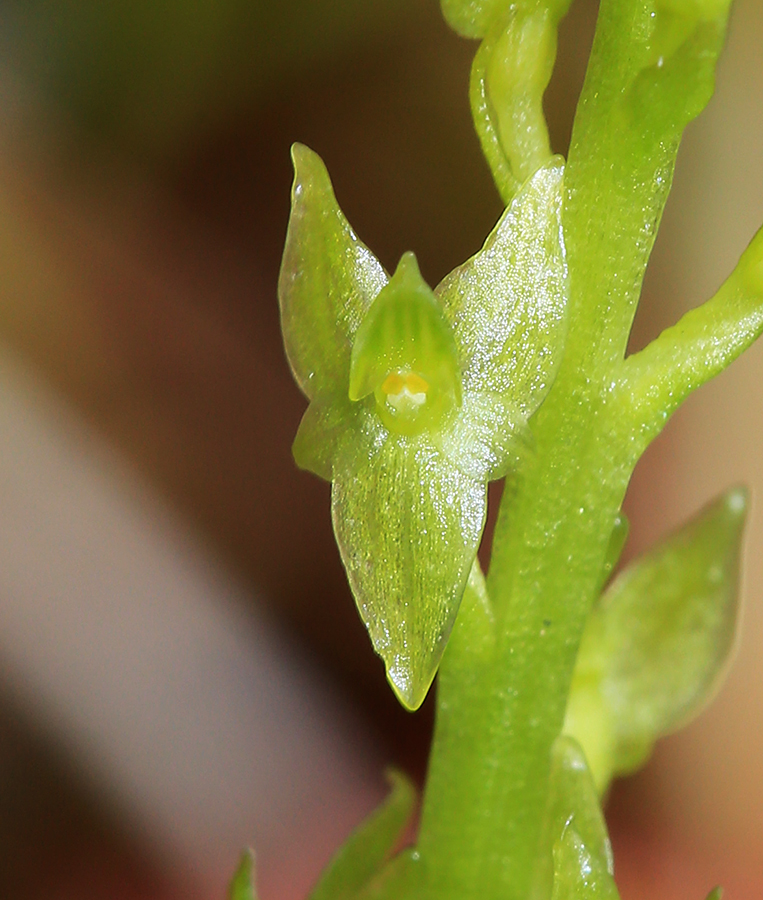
[0, 1, 760, 898]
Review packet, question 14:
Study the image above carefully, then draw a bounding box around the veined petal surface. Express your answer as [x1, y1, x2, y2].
[331, 435, 486, 710]
[279, 143, 388, 399]
[435, 159, 567, 418]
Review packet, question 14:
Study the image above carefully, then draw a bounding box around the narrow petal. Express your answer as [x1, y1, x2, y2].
[279, 143, 388, 399]
[331, 435, 486, 710]
[435, 159, 567, 418]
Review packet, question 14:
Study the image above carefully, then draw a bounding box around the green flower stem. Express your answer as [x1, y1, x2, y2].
[616, 225, 763, 460]
[416, 1, 736, 897]
[419, 390, 630, 900]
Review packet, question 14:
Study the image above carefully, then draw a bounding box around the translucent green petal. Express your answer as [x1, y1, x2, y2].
[332, 435, 486, 710]
[279, 143, 388, 399]
[567, 487, 748, 790]
[434, 390, 530, 482]
[228, 850, 257, 900]
[292, 396, 361, 481]
[350, 253, 461, 437]
[435, 159, 567, 419]
[310, 770, 416, 900]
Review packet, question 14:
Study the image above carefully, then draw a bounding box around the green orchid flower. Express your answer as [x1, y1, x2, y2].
[279, 143, 568, 710]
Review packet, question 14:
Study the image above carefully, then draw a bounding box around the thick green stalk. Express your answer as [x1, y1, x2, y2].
[418, 382, 631, 900]
[417, 0, 734, 896]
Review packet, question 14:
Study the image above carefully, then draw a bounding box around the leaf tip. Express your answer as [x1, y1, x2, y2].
[228, 849, 257, 900]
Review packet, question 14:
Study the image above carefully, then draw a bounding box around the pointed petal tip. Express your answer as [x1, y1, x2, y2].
[289, 142, 329, 188]
[394, 251, 422, 280]
[290, 141, 313, 166]
[386, 661, 436, 712]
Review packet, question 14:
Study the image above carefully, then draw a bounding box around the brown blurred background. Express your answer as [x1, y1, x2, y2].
[0, 1, 761, 898]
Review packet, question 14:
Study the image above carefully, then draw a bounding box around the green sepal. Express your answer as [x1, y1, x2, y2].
[310, 770, 416, 900]
[704, 887, 723, 900]
[565, 487, 748, 792]
[228, 850, 257, 900]
[292, 397, 357, 481]
[279, 143, 388, 400]
[332, 434, 487, 710]
[436, 158, 567, 417]
[350, 253, 462, 437]
[469, 2, 572, 202]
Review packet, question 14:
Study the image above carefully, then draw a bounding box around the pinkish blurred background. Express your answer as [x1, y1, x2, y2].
[0, 1, 760, 898]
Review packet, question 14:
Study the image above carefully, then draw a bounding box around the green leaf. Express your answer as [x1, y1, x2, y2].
[616, 224, 763, 461]
[435, 159, 568, 418]
[468, 1, 572, 201]
[228, 850, 257, 900]
[548, 737, 614, 877]
[279, 143, 388, 400]
[310, 771, 416, 900]
[566, 487, 748, 791]
[350, 253, 462, 437]
[332, 433, 487, 710]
